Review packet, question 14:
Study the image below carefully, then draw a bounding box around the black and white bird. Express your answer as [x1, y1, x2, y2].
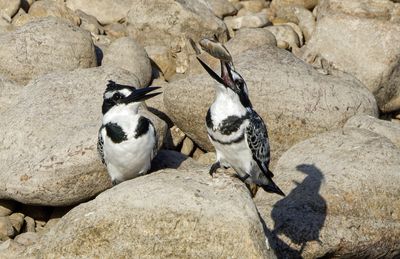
[97, 80, 161, 185]
[197, 57, 285, 197]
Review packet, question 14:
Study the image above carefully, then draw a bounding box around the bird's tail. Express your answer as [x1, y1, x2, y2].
[255, 171, 285, 196]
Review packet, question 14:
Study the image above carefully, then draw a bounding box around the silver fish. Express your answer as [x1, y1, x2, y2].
[199, 38, 232, 62]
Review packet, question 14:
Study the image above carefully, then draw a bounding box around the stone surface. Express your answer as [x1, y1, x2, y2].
[126, 0, 227, 74]
[272, 5, 316, 42]
[75, 9, 103, 35]
[23, 216, 35, 233]
[0, 0, 20, 18]
[255, 128, 400, 258]
[206, 0, 237, 18]
[196, 152, 217, 165]
[145, 45, 177, 81]
[0, 239, 25, 259]
[0, 201, 17, 217]
[0, 66, 156, 206]
[164, 45, 378, 161]
[8, 213, 24, 234]
[265, 24, 300, 49]
[14, 232, 39, 246]
[0, 17, 97, 85]
[302, 0, 400, 112]
[239, 0, 269, 13]
[66, 0, 131, 25]
[102, 37, 152, 87]
[271, 0, 319, 10]
[181, 137, 195, 156]
[0, 217, 14, 241]
[24, 168, 273, 258]
[344, 114, 400, 148]
[224, 11, 270, 30]
[165, 125, 186, 149]
[28, 0, 80, 26]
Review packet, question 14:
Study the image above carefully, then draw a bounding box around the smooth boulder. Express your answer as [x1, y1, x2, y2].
[102, 37, 152, 87]
[24, 168, 273, 258]
[164, 45, 378, 160]
[0, 17, 97, 85]
[0, 66, 166, 206]
[303, 0, 400, 112]
[255, 128, 400, 258]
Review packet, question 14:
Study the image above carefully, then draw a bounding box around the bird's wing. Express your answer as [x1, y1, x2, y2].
[150, 121, 158, 159]
[97, 125, 105, 164]
[245, 112, 274, 178]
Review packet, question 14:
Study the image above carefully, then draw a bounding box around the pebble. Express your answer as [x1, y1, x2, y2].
[23, 216, 35, 233]
[181, 137, 195, 156]
[8, 213, 24, 234]
[0, 201, 16, 217]
[0, 217, 14, 241]
[14, 232, 39, 246]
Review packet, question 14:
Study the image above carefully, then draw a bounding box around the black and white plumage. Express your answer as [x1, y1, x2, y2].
[97, 80, 161, 185]
[198, 56, 285, 196]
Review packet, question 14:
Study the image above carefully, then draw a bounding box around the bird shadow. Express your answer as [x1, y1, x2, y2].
[259, 164, 327, 258]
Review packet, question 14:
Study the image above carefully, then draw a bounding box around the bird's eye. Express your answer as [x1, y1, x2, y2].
[114, 93, 123, 100]
[236, 79, 244, 89]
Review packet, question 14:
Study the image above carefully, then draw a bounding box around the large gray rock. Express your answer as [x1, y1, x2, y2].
[66, 0, 131, 25]
[28, 0, 80, 26]
[344, 114, 400, 148]
[24, 168, 273, 258]
[102, 37, 152, 87]
[0, 17, 97, 85]
[303, 0, 400, 112]
[0, 77, 23, 113]
[0, 66, 166, 206]
[126, 0, 228, 74]
[164, 45, 378, 161]
[255, 128, 400, 258]
[206, 0, 237, 18]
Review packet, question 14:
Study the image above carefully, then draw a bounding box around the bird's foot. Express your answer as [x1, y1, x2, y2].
[111, 179, 119, 186]
[209, 161, 221, 177]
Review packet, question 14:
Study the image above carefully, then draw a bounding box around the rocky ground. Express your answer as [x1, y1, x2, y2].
[0, 0, 399, 258]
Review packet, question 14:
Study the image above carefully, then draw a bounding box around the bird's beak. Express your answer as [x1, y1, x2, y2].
[197, 57, 235, 89]
[122, 86, 162, 104]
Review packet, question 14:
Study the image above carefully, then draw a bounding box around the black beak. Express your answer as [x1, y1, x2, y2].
[122, 86, 162, 104]
[197, 57, 235, 89]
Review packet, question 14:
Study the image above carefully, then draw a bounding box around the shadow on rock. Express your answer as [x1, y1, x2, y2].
[261, 164, 327, 258]
[150, 150, 191, 172]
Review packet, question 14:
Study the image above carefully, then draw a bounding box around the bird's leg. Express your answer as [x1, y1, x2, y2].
[209, 161, 221, 177]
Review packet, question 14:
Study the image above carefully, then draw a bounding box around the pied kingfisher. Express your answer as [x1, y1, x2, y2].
[97, 80, 161, 185]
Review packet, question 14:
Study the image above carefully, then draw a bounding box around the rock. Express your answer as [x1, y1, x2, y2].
[0, 66, 149, 206]
[75, 9, 103, 35]
[0, 0, 20, 18]
[150, 150, 201, 172]
[103, 23, 127, 38]
[0, 217, 14, 240]
[23, 216, 35, 233]
[192, 147, 205, 160]
[344, 114, 400, 149]
[34, 220, 46, 233]
[14, 232, 38, 246]
[229, 27, 277, 52]
[206, 0, 237, 18]
[0, 239, 25, 259]
[164, 45, 378, 161]
[265, 24, 300, 49]
[239, 0, 269, 13]
[181, 137, 195, 156]
[145, 45, 176, 81]
[271, 0, 319, 10]
[24, 168, 273, 258]
[0, 17, 97, 85]
[28, 0, 80, 26]
[102, 37, 152, 87]
[42, 218, 59, 233]
[8, 213, 24, 234]
[196, 152, 217, 165]
[302, 0, 400, 112]
[126, 0, 227, 74]
[224, 11, 270, 30]
[165, 125, 186, 149]
[0, 201, 17, 217]
[272, 5, 316, 42]
[255, 128, 400, 258]
[66, 0, 131, 25]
